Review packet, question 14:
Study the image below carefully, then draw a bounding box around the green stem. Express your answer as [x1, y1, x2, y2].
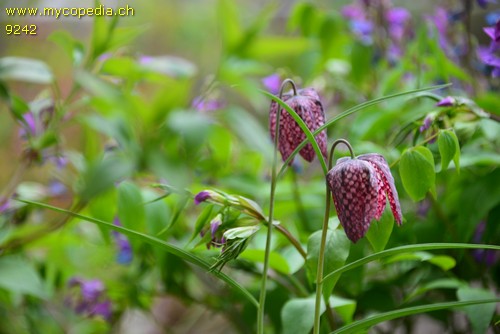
[257, 78, 297, 334]
[313, 139, 354, 334]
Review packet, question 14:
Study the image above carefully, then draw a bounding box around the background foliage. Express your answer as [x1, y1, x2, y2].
[0, 0, 499, 333]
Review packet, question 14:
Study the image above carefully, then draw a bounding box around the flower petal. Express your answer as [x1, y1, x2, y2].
[359, 154, 403, 225]
[327, 159, 379, 243]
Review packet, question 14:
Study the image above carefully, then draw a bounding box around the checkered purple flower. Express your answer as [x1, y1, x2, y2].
[326, 153, 402, 243]
[269, 88, 327, 163]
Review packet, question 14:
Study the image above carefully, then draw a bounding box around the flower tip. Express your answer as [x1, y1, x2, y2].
[436, 96, 455, 107]
[194, 191, 212, 205]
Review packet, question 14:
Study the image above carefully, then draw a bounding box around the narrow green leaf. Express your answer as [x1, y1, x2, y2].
[189, 205, 214, 243]
[323, 243, 500, 282]
[16, 199, 259, 308]
[405, 278, 464, 302]
[329, 296, 357, 324]
[438, 130, 460, 172]
[399, 146, 435, 201]
[331, 299, 499, 334]
[260, 90, 328, 175]
[48, 30, 85, 65]
[118, 182, 145, 232]
[457, 286, 497, 334]
[277, 83, 451, 179]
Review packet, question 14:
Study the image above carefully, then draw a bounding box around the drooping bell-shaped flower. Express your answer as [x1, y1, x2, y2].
[269, 88, 327, 163]
[326, 153, 402, 243]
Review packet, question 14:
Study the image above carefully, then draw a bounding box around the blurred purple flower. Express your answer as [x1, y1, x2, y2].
[48, 180, 67, 197]
[386, 7, 411, 41]
[436, 96, 456, 107]
[112, 217, 133, 264]
[478, 20, 500, 77]
[486, 12, 500, 25]
[341, 3, 373, 44]
[0, 198, 11, 214]
[477, 0, 497, 9]
[269, 87, 328, 164]
[419, 115, 433, 133]
[326, 153, 402, 243]
[472, 221, 498, 266]
[191, 96, 224, 112]
[262, 74, 281, 95]
[67, 277, 112, 320]
[427, 7, 451, 52]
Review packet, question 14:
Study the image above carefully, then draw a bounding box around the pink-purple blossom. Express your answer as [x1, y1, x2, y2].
[67, 277, 112, 320]
[326, 153, 402, 243]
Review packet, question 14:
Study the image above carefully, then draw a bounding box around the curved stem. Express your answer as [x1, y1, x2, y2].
[257, 79, 297, 334]
[313, 139, 354, 334]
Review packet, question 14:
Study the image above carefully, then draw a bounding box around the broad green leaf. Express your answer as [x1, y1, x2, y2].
[143, 190, 170, 236]
[329, 295, 357, 324]
[307, 228, 350, 299]
[282, 296, 323, 334]
[239, 249, 290, 274]
[438, 130, 460, 173]
[0, 57, 53, 84]
[323, 243, 500, 282]
[277, 83, 451, 179]
[331, 299, 499, 334]
[399, 146, 435, 201]
[457, 286, 496, 334]
[366, 210, 394, 252]
[0, 256, 49, 299]
[16, 199, 259, 308]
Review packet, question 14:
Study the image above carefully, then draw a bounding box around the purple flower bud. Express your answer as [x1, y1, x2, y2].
[194, 191, 212, 205]
[210, 217, 221, 239]
[436, 96, 456, 107]
[269, 87, 328, 164]
[326, 153, 402, 243]
[262, 74, 281, 95]
[471, 221, 499, 266]
[419, 115, 433, 133]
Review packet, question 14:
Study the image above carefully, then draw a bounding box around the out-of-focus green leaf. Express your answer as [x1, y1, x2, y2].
[190, 205, 214, 243]
[457, 286, 497, 334]
[0, 57, 53, 84]
[0, 256, 49, 299]
[248, 37, 311, 60]
[282, 296, 323, 334]
[78, 156, 135, 201]
[366, 210, 394, 253]
[139, 56, 197, 79]
[118, 181, 145, 233]
[399, 146, 436, 201]
[329, 295, 357, 324]
[239, 249, 290, 274]
[48, 30, 85, 65]
[217, 0, 241, 52]
[438, 130, 460, 173]
[385, 251, 456, 271]
[405, 278, 464, 302]
[16, 199, 259, 307]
